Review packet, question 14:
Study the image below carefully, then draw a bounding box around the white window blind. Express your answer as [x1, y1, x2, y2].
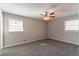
[8, 19, 23, 32]
[65, 20, 79, 31]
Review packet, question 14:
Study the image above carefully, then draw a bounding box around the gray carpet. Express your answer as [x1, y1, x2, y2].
[0, 38, 79, 56]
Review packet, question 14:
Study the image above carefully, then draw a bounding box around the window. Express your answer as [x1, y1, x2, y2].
[8, 19, 23, 32]
[65, 20, 79, 31]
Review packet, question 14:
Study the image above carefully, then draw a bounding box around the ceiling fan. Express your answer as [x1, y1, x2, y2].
[40, 10, 55, 21]
[40, 4, 75, 21]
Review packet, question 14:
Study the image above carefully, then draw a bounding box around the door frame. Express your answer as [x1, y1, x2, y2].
[0, 9, 4, 49]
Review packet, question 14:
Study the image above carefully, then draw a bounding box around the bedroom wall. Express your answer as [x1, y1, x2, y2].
[3, 12, 47, 47]
[48, 14, 79, 45]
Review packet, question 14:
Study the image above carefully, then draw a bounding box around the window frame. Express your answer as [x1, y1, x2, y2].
[8, 19, 23, 32]
[65, 20, 79, 31]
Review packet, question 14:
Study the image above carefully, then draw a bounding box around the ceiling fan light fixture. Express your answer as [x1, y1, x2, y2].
[44, 17, 50, 21]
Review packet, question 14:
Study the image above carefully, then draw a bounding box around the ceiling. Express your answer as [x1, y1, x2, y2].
[0, 3, 78, 20]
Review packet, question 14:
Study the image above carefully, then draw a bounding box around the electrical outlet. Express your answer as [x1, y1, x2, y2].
[24, 40, 26, 42]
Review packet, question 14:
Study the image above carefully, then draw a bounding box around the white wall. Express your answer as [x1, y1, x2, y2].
[48, 14, 79, 45]
[3, 12, 47, 47]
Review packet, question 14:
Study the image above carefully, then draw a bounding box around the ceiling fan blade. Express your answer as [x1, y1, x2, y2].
[50, 16, 55, 18]
[49, 12, 55, 15]
[40, 14, 45, 17]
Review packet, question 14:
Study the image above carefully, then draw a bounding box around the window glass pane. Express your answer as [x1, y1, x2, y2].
[65, 26, 79, 31]
[65, 20, 79, 31]
[65, 20, 79, 26]
[73, 20, 79, 26]
[65, 21, 74, 25]
[8, 19, 23, 32]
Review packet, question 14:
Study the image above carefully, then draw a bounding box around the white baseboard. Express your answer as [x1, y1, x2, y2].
[4, 36, 47, 48]
[3, 35, 79, 48]
[48, 36, 79, 45]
